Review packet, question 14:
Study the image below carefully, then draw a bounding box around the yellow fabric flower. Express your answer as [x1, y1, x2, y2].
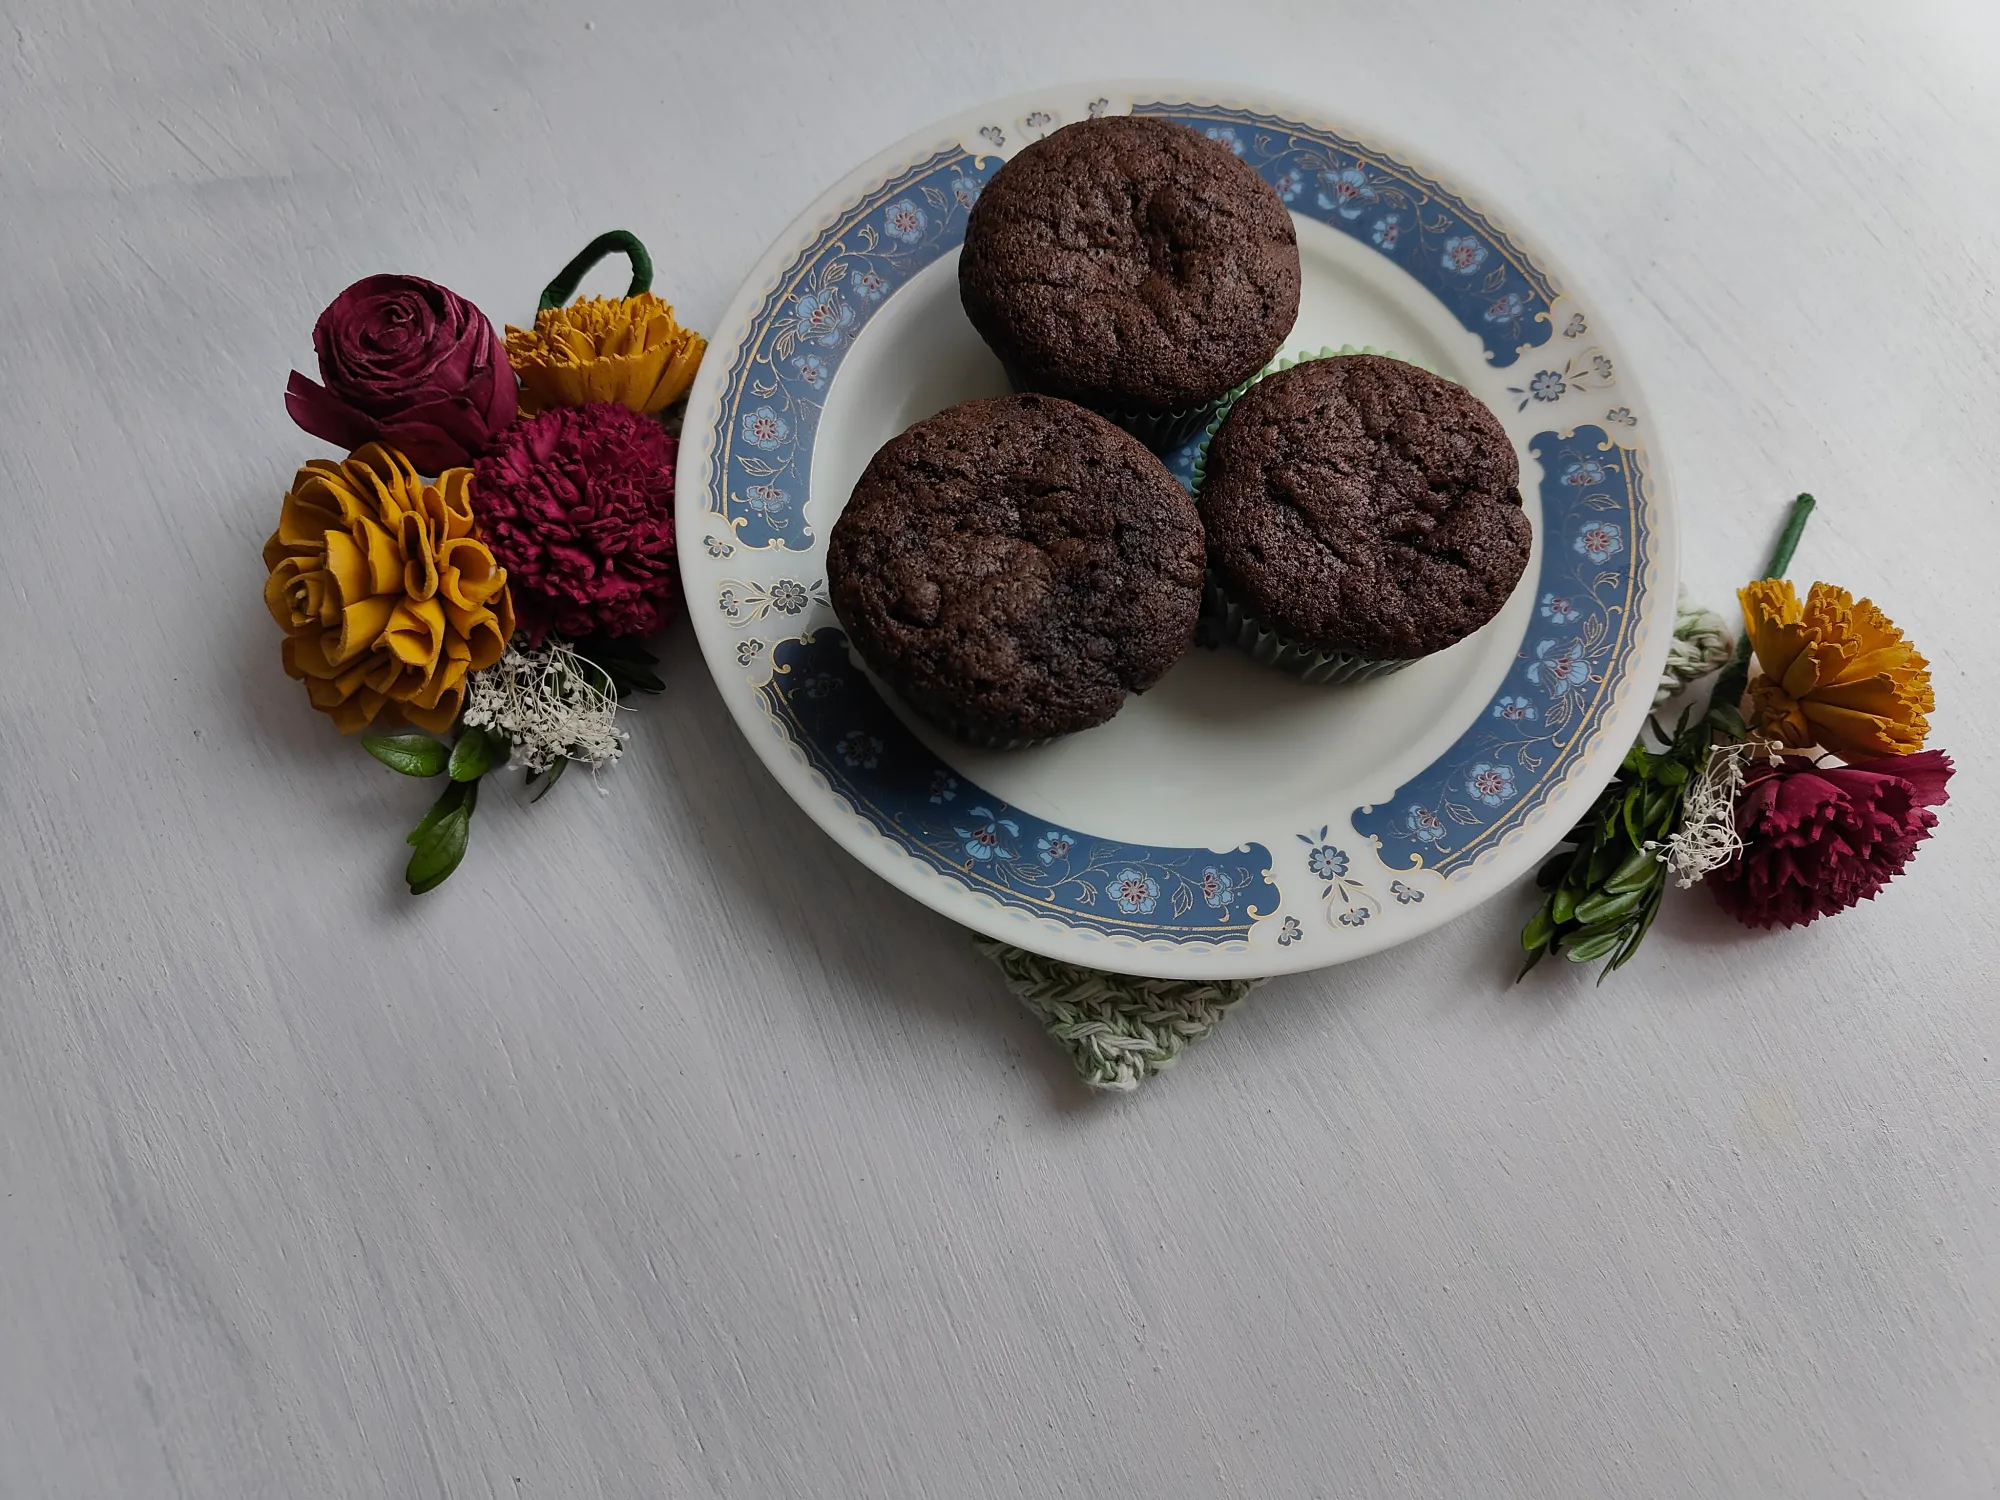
[263, 444, 515, 733]
[504, 293, 706, 415]
[1739, 578, 1933, 760]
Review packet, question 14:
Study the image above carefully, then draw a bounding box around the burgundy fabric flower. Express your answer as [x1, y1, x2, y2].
[286, 274, 517, 473]
[472, 403, 678, 643]
[1708, 750, 1953, 929]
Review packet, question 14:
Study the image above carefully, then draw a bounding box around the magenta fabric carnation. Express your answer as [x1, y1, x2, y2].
[1708, 750, 1953, 929]
[471, 403, 679, 643]
[286, 274, 517, 473]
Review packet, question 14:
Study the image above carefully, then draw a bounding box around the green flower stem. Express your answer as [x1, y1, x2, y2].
[1707, 493, 1816, 724]
[537, 230, 653, 312]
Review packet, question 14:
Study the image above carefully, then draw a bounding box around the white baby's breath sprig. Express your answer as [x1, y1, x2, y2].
[462, 641, 628, 776]
[1647, 739, 1782, 887]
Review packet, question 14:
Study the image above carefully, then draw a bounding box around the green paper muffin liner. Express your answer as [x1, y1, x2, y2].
[1193, 344, 1432, 686]
[1202, 578, 1415, 686]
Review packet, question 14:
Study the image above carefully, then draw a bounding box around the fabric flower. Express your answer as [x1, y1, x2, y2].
[473, 403, 679, 643]
[1708, 751, 1952, 929]
[287, 275, 516, 474]
[262, 444, 514, 733]
[1740, 579, 1933, 760]
[504, 293, 706, 416]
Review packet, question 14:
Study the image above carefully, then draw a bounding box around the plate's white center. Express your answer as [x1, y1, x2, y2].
[812, 220, 1542, 849]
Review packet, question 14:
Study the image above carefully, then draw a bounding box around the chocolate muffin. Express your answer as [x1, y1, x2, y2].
[828, 395, 1205, 746]
[959, 116, 1301, 451]
[1198, 353, 1531, 681]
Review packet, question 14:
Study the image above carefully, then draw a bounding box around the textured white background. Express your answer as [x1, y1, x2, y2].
[4, 1, 1998, 1495]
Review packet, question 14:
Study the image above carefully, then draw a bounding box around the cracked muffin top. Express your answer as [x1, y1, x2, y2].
[959, 116, 1301, 418]
[827, 394, 1204, 744]
[1198, 355, 1532, 660]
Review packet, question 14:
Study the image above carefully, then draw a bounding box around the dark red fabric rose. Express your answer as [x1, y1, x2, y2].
[1708, 750, 1952, 929]
[286, 275, 517, 473]
[472, 403, 678, 643]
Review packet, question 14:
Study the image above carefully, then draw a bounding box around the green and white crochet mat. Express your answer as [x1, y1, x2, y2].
[982, 596, 1732, 1092]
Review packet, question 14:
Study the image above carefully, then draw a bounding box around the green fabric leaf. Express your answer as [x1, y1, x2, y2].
[448, 726, 503, 782]
[362, 734, 449, 778]
[529, 754, 569, 804]
[406, 778, 470, 847]
[1573, 886, 1647, 925]
[405, 780, 477, 894]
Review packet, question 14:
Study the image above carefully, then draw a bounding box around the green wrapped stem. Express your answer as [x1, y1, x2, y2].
[537, 230, 653, 312]
[1707, 493, 1816, 723]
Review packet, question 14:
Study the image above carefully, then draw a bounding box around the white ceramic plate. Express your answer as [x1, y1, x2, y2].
[678, 82, 1677, 979]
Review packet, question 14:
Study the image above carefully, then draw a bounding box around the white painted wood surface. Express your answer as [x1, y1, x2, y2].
[4, 1, 1997, 1494]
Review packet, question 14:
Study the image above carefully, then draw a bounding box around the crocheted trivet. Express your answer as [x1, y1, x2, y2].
[1658, 597, 1731, 706]
[981, 593, 1731, 1090]
[974, 940, 1258, 1091]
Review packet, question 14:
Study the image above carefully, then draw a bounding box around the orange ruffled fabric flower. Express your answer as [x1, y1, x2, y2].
[1739, 579, 1932, 761]
[505, 293, 706, 416]
[263, 444, 515, 733]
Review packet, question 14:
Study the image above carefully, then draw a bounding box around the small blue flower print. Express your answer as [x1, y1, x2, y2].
[1561, 458, 1607, 487]
[1277, 915, 1303, 946]
[1484, 292, 1526, 324]
[957, 806, 1019, 862]
[1391, 880, 1424, 906]
[1441, 235, 1488, 275]
[851, 268, 890, 303]
[1493, 694, 1536, 721]
[927, 771, 958, 805]
[1307, 845, 1348, 881]
[1272, 168, 1304, 202]
[952, 176, 981, 210]
[1528, 369, 1565, 402]
[1405, 805, 1445, 843]
[883, 198, 927, 244]
[1105, 868, 1160, 916]
[790, 353, 829, 389]
[744, 484, 791, 529]
[1540, 593, 1580, 625]
[1337, 907, 1372, 928]
[792, 287, 855, 347]
[1467, 763, 1517, 807]
[741, 406, 790, 450]
[1575, 521, 1624, 565]
[1036, 830, 1075, 865]
[1527, 638, 1592, 696]
[1199, 866, 1237, 911]
[836, 730, 882, 769]
[1205, 126, 1244, 155]
[1372, 214, 1403, 250]
[1317, 166, 1377, 220]
[801, 672, 841, 699]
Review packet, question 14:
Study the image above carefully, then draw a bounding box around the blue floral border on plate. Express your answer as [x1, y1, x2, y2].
[704, 97, 1656, 942]
[1133, 104, 1555, 368]
[760, 631, 1278, 943]
[706, 146, 994, 553]
[1352, 427, 1652, 875]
